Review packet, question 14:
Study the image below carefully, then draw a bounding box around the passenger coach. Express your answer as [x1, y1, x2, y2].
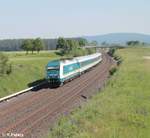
[46, 53, 102, 86]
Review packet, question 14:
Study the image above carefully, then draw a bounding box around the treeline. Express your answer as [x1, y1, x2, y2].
[0, 39, 58, 51]
[126, 41, 146, 46]
[0, 38, 88, 51]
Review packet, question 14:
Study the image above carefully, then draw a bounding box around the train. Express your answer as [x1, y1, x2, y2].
[46, 53, 102, 86]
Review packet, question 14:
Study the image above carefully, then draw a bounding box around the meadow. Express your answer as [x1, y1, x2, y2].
[48, 47, 150, 138]
[0, 51, 61, 98]
[0, 47, 94, 98]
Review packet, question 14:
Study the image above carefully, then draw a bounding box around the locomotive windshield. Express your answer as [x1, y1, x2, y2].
[47, 69, 59, 74]
[47, 66, 60, 77]
[47, 66, 59, 70]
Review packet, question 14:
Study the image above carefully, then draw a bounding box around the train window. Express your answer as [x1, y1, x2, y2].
[47, 69, 59, 75]
[81, 56, 100, 67]
[47, 66, 59, 70]
[63, 63, 80, 75]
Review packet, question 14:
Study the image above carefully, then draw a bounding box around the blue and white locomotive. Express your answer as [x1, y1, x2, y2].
[46, 53, 102, 86]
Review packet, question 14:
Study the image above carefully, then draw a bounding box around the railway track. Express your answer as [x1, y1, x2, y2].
[0, 55, 106, 117]
[0, 54, 108, 119]
[0, 53, 114, 138]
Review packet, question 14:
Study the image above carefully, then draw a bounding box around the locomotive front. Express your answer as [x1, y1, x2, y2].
[46, 60, 61, 85]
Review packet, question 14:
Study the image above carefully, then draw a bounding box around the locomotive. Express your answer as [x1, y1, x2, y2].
[46, 53, 102, 86]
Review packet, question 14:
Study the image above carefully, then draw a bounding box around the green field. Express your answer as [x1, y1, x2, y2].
[48, 47, 150, 138]
[0, 48, 93, 98]
[0, 51, 61, 98]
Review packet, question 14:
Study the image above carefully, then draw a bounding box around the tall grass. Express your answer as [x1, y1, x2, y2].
[48, 47, 150, 138]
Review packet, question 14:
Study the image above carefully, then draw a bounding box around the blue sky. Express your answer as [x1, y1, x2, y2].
[0, 0, 150, 39]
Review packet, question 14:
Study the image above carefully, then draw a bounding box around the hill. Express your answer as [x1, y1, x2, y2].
[84, 33, 150, 44]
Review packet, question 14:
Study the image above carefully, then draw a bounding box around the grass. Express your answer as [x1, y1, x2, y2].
[48, 47, 150, 138]
[0, 51, 61, 98]
[0, 49, 93, 98]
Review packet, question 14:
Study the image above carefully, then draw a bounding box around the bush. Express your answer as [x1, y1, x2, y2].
[117, 59, 123, 66]
[109, 67, 117, 76]
[6, 64, 12, 75]
[108, 48, 116, 57]
[113, 55, 123, 66]
[0, 53, 12, 75]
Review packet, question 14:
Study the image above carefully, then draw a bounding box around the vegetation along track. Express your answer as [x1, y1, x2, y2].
[0, 53, 114, 138]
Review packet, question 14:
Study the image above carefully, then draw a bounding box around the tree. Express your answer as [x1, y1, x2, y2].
[78, 38, 88, 47]
[65, 39, 80, 55]
[56, 37, 66, 50]
[33, 38, 44, 53]
[31, 39, 36, 54]
[126, 41, 140, 46]
[90, 40, 98, 46]
[21, 39, 33, 54]
[56, 37, 76, 55]
[65, 40, 71, 50]
[67, 39, 79, 50]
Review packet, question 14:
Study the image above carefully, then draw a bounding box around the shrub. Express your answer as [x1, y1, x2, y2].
[6, 64, 12, 75]
[108, 48, 116, 57]
[113, 55, 123, 66]
[117, 59, 123, 66]
[109, 67, 117, 76]
[0, 53, 12, 75]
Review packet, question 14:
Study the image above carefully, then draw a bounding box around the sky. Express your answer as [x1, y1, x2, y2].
[0, 0, 150, 39]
